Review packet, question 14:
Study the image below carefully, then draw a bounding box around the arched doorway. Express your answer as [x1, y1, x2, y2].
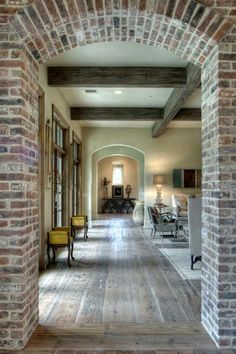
[91, 145, 145, 222]
[1, 0, 236, 349]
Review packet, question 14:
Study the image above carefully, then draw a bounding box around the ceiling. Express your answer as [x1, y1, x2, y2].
[46, 42, 201, 129]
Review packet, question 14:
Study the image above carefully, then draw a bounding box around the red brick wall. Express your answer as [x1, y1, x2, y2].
[0, 0, 236, 350]
[8, 0, 232, 64]
[202, 24, 236, 348]
[0, 15, 39, 349]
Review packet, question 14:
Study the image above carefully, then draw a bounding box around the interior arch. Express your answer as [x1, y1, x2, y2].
[90, 145, 145, 223]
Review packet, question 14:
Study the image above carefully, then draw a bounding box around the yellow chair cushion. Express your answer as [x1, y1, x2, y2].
[53, 226, 71, 232]
[72, 216, 86, 226]
[48, 231, 72, 245]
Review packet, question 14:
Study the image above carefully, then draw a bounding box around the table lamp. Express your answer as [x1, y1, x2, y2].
[153, 174, 167, 206]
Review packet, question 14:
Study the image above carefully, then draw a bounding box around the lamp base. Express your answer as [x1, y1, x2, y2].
[155, 185, 162, 205]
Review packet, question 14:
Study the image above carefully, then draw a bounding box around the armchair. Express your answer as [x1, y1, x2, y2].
[147, 206, 177, 239]
[47, 227, 74, 267]
[71, 215, 88, 241]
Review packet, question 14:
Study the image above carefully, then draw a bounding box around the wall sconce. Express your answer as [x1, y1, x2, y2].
[153, 174, 167, 206]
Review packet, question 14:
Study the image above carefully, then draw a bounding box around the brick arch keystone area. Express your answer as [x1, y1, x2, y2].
[9, 0, 233, 64]
[0, 0, 236, 350]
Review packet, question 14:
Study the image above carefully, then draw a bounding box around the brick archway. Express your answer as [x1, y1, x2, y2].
[9, 0, 232, 65]
[1, 0, 236, 350]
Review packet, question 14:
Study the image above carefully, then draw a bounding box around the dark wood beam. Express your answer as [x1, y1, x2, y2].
[152, 63, 201, 137]
[173, 108, 201, 121]
[71, 107, 163, 121]
[48, 66, 186, 88]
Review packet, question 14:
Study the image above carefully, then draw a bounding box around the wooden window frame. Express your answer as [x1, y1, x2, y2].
[72, 132, 82, 216]
[51, 105, 70, 227]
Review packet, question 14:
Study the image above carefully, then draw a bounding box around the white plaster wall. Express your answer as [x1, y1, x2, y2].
[39, 64, 82, 233]
[82, 127, 201, 223]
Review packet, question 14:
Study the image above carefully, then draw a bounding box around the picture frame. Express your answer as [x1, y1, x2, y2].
[173, 169, 202, 188]
[112, 185, 123, 198]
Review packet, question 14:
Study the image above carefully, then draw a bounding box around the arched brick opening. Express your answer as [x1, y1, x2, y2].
[1, 0, 236, 350]
[9, 0, 232, 65]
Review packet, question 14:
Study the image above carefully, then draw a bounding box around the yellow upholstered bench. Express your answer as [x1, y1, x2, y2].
[71, 215, 88, 241]
[47, 227, 74, 267]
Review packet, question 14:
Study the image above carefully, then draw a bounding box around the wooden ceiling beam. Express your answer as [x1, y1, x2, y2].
[48, 66, 187, 88]
[152, 63, 201, 138]
[71, 107, 201, 122]
[173, 108, 201, 121]
[71, 107, 164, 121]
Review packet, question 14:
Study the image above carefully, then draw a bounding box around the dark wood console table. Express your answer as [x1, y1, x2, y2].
[102, 198, 136, 214]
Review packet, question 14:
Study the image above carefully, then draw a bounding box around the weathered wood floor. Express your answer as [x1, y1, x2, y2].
[39, 215, 201, 325]
[15, 215, 220, 352]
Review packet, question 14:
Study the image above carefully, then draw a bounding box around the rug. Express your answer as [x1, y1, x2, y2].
[144, 228, 188, 247]
[159, 248, 201, 280]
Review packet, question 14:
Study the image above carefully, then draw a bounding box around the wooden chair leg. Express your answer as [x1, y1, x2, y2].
[67, 245, 71, 267]
[153, 229, 156, 239]
[86, 226, 88, 239]
[52, 247, 56, 263]
[71, 242, 75, 260]
[83, 227, 87, 241]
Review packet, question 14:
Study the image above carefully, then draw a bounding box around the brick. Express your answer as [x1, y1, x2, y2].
[0, 0, 236, 352]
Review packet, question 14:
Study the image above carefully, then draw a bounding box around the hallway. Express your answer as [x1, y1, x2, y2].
[39, 215, 201, 325]
[17, 215, 220, 352]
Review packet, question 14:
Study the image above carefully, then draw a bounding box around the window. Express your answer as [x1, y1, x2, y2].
[72, 135, 81, 216]
[112, 164, 123, 185]
[52, 106, 69, 227]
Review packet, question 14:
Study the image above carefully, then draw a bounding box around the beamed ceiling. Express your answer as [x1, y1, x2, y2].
[46, 42, 201, 135]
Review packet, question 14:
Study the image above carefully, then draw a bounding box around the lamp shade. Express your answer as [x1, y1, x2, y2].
[153, 174, 167, 185]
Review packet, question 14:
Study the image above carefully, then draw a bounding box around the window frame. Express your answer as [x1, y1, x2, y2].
[72, 132, 82, 216]
[51, 105, 69, 228]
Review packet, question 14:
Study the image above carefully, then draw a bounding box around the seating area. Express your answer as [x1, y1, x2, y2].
[147, 206, 177, 240]
[47, 215, 88, 267]
[147, 195, 202, 271]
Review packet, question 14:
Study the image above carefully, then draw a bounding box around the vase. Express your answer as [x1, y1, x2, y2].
[133, 201, 144, 226]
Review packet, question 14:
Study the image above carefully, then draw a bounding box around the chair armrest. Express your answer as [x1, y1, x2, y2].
[160, 212, 176, 223]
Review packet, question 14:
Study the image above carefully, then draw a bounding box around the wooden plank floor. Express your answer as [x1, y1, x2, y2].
[39, 215, 201, 325]
[14, 215, 220, 353]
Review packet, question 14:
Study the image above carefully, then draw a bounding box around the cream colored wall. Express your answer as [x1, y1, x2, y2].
[39, 64, 82, 234]
[82, 127, 201, 223]
[97, 156, 139, 212]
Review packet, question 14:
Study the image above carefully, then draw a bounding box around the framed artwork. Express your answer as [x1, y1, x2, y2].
[184, 169, 195, 188]
[173, 169, 202, 188]
[112, 185, 123, 198]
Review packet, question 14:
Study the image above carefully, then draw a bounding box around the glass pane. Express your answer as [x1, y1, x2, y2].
[54, 153, 64, 227]
[56, 124, 60, 146]
[53, 120, 56, 143]
[57, 155, 62, 184]
[59, 127, 63, 148]
[112, 165, 123, 185]
[57, 191, 62, 210]
[73, 143, 78, 160]
[57, 210, 62, 227]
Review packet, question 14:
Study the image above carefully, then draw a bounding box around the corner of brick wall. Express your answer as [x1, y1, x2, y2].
[0, 16, 39, 349]
[201, 24, 236, 348]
